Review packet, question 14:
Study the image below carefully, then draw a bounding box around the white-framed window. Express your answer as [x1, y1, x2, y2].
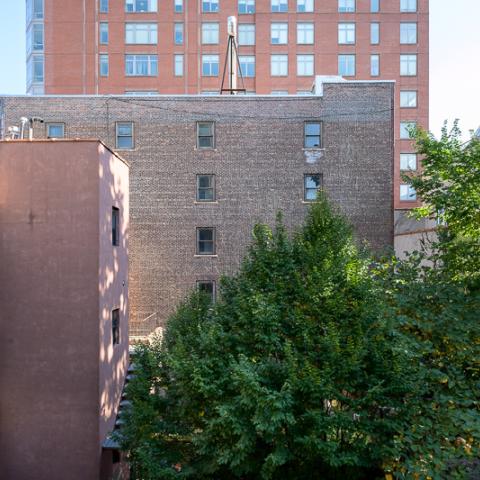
[100, 22, 108, 44]
[400, 54, 417, 76]
[116, 122, 134, 149]
[238, 24, 255, 45]
[400, 153, 417, 170]
[239, 56, 255, 77]
[304, 121, 322, 147]
[338, 54, 355, 76]
[400, 23, 417, 44]
[400, 0, 416, 12]
[202, 55, 219, 76]
[297, 0, 313, 11]
[197, 280, 216, 302]
[174, 23, 184, 44]
[371, 0, 379, 12]
[271, 54, 288, 76]
[174, 0, 183, 12]
[203, 0, 219, 12]
[27, 54, 44, 84]
[100, 54, 109, 76]
[174, 54, 184, 76]
[338, 0, 355, 12]
[196, 227, 216, 255]
[370, 54, 379, 76]
[271, 0, 287, 12]
[47, 123, 65, 138]
[125, 54, 158, 76]
[400, 184, 417, 201]
[125, 23, 158, 44]
[125, 0, 158, 12]
[371, 23, 379, 44]
[400, 91, 417, 108]
[400, 121, 416, 139]
[202, 23, 219, 44]
[197, 121, 215, 148]
[238, 0, 255, 13]
[304, 174, 322, 200]
[338, 23, 355, 44]
[297, 54, 314, 76]
[271, 23, 288, 44]
[100, 0, 108, 13]
[27, 23, 44, 56]
[27, 0, 44, 24]
[297, 23, 314, 44]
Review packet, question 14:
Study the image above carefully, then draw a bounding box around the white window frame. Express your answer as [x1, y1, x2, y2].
[400, 153, 417, 171]
[202, 55, 220, 76]
[115, 122, 134, 149]
[202, 23, 219, 44]
[174, 0, 183, 11]
[297, 54, 314, 76]
[125, 54, 158, 76]
[400, 23, 417, 44]
[174, 23, 184, 45]
[338, 54, 355, 76]
[400, 54, 417, 76]
[400, 121, 416, 139]
[238, 0, 255, 14]
[338, 23, 355, 44]
[400, 91, 417, 108]
[338, 0, 355, 13]
[297, 0, 313, 12]
[238, 24, 255, 45]
[174, 54, 184, 76]
[100, 54, 109, 76]
[271, 0, 288, 12]
[125, 23, 158, 44]
[47, 123, 65, 139]
[400, 185, 417, 201]
[370, 22, 379, 44]
[297, 23, 314, 44]
[100, 22, 108, 44]
[239, 55, 255, 77]
[400, 0, 416, 12]
[202, 0, 219, 12]
[370, 54, 379, 76]
[125, 0, 158, 12]
[271, 54, 288, 76]
[271, 23, 288, 44]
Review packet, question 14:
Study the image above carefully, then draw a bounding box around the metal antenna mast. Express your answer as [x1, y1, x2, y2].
[220, 16, 246, 95]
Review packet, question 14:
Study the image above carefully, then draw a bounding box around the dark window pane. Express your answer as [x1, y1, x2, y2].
[198, 189, 214, 201]
[198, 136, 213, 148]
[199, 229, 213, 241]
[198, 175, 212, 188]
[112, 207, 120, 246]
[112, 309, 120, 345]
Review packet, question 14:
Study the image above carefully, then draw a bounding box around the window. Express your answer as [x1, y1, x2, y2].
[27, 23, 44, 54]
[271, 0, 287, 12]
[116, 122, 134, 149]
[100, 0, 108, 13]
[297, 23, 314, 44]
[100, 54, 109, 76]
[238, 24, 255, 45]
[27, 0, 44, 23]
[197, 280, 215, 302]
[370, 54, 379, 76]
[271, 23, 288, 44]
[174, 23, 184, 44]
[338, 0, 355, 12]
[400, 23, 417, 44]
[202, 23, 219, 44]
[202, 55, 219, 76]
[196, 228, 216, 255]
[400, 153, 417, 170]
[196, 175, 215, 201]
[338, 23, 355, 44]
[239, 56, 255, 77]
[271, 55, 288, 76]
[174, 0, 183, 11]
[304, 174, 322, 201]
[238, 0, 255, 14]
[400, 121, 416, 139]
[174, 54, 184, 76]
[297, 0, 313, 12]
[100, 23, 109, 44]
[112, 309, 120, 345]
[400, 91, 417, 108]
[338, 55, 355, 76]
[112, 207, 120, 246]
[203, 0, 219, 12]
[126, 23, 157, 44]
[46, 123, 65, 138]
[371, 0, 379, 12]
[125, 0, 158, 12]
[371, 23, 379, 44]
[197, 122, 215, 148]
[400, 0, 416, 12]
[297, 55, 314, 76]
[125, 54, 157, 76]
[32, 54, 44, 82]
[304, 122, 321, 148]
[400, 54, 417, 76]
[400, 185, 417, 201]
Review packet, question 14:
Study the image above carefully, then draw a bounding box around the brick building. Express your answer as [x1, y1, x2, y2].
[0, 140, 129, 479]
[1, 81, 393, 336]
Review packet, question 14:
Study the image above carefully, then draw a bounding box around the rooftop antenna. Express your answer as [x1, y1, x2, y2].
[220, 16, 246, 95]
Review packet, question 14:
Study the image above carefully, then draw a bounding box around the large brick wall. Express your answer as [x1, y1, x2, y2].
[0, 83, 394, 336]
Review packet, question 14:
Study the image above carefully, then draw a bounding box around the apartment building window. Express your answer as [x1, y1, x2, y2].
[338, 0, 355, 13]
[297, 0, 313, 12]
[47, 123, 65, 138]
[99, 23, 109, 44]
[196, 228, 216, 255]
[174, 0, 183, 11]
[400, 185, 417, 201]
[271, 0, 288, 13]
[371, 23, 379, 44]
[174, 23, 184, 44]
[239, 0, 255, 14]
[297, 23, 314, 44]
[271, 55, 288, 76]
[125, 0, 158, 12]
[202, 55, 219, 76]
[202, 23, 219, 44]
[400, 90, 417, 108]
[112, 207, 120, 246]
[174, 54, 184, 76]
[370, 54, 380, 76]
[338, 23, 355, 44]
[112, 309, 120, 345]
[100, 0, 108, 13]
[27, 0, 44, 23]
[297, 55, 314, 76]
[338, 55, 355, 76]
[197, 122, 215, 148]
[400, 23, 417, 44]
[116, 122, 134, 149]
[126, 23, 158, 44]
[304, 122, 321, 148]
[125, 54, 158, 75]
[400, 121, 416, 139]
[400, 0, 416, 12]
[197, 281, 216, 302]
[304, 174, 322, 201]
[203, 0, 219, 12]
[400, 153, 417, 171]
[371, 0, 379, 12]
[400, 54, 417, 76]
[271, 23, 288, 44]
[100, 54, 109, 76]
[196, 175, 216, 201]
[28, 23, 44, 53]
[239, 56, 255, 77]
[238, 24, 255, 45]
[30, 54, 44, 83]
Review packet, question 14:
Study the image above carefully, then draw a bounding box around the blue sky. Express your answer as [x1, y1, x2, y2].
[0, 0, 478, 138]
